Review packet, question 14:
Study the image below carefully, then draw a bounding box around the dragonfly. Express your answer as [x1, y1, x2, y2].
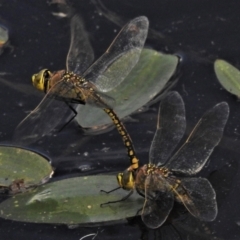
[14, 15, 149, 165]
[112, 91, 229, 228]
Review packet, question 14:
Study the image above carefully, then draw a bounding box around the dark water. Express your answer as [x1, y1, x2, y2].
[0, 0, 240, 239]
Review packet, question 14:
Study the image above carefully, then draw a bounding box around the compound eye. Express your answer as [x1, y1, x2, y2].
[118, 170, 134, 190]
[32, 69, 52, 92]
[43, 70, 51, 79]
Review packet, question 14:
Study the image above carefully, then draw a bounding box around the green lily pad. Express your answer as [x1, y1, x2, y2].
[0, 146, 53, 192]
[76, 48, 178, 129]
[214, 59, 240, 98]
[0, 175, 144, 225]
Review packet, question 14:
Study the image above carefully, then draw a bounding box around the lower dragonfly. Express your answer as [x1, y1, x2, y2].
[103, 91, 229, 229]
[14, 16, 149, 167]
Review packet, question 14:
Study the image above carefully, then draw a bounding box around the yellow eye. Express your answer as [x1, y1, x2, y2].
[32, 69, 52, 92]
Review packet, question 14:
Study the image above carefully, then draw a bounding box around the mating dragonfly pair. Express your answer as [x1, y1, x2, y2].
[14, 16, 229, 228]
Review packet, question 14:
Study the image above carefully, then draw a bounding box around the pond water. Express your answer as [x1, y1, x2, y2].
[0, 0, 240, 239]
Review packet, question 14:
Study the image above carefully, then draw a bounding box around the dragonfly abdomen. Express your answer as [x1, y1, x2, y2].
[104, 108, 139, 169]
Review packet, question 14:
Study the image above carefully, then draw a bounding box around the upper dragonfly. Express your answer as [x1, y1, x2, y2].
[114, 91, 229, 228]
[14, 16, 149, 165]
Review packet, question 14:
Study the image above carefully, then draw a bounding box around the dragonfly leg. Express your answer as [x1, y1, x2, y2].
[100, 190, 133, 207]
[58, 102, 77, 132]
[100, 186, 121, 194]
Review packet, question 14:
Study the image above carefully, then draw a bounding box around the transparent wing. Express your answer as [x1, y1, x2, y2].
[13, 77, 117, 146]
[85, 90, 115, 108]
[66, 15, 94, 74]
[149, 91, 186, 166]
[13, 81, 73, 146]
[165, 102, 229, 175]
[82, 16, 149, 92]
[141, 174, 174, 229]
[175, 178, 217, 221]
[82, 82, 116, 108]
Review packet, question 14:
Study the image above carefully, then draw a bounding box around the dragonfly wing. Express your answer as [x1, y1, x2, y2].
[141, 174, 174, 229]
[13, 81, 73, 146]
[66, 15, 94, 74]
[176, 178, 217, 221]
[83, 16, 149, 92]
[83, 84, 116, 109]
[149, 91, 186, 166]
[165, 102, 229, 175]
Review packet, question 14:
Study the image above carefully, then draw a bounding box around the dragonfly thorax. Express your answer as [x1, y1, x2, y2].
[145, 164, 170, 177]
[62, 71, 86, 85]
[134, 164, 175, 195]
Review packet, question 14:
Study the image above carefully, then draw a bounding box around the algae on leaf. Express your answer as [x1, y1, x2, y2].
[0, 146, 53, 194]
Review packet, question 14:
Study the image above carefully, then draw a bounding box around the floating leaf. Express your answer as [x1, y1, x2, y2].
[0, 175, 144, 225]
[76, 48, 178, 129]
[0, 146, 53, 193]
[214, 59, 240, 98]
[0, 24, 8, 48]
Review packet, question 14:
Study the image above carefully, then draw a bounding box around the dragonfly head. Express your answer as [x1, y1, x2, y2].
[32, 69, 52, 93]
[117, 169, 135, 190]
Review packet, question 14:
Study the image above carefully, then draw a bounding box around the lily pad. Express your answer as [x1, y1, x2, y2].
[0, 146, 53, 192]
[76, 48, 178, 129]
[0, 24, 8, 48]
[0, 175, 144, 225]
[214, 59, 240, 98]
